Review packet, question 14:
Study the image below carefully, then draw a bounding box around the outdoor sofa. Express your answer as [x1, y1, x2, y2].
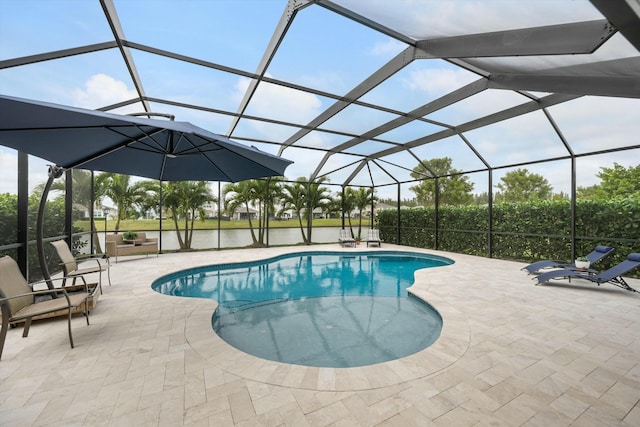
[106, 232, 158, 262]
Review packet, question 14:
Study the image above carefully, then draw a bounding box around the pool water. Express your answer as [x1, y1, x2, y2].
[152, 251, 453, 367]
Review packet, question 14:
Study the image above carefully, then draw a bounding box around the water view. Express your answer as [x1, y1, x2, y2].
[93, 226, 347, 252]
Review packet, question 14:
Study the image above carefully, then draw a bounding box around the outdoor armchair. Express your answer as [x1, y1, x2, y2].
[0, 255, 90, 360]
[51, 239, 111, 293]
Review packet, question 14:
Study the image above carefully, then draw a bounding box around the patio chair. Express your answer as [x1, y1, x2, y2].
[0, 256, 90, 360]
[50, 240, 111, 294]
[522, 245, 614, 274]
[366, 228, 381, 247]
[534, 252, 640, 292]
[338, 228, 355, 247]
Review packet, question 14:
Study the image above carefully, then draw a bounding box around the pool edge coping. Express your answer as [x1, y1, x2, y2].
[181, 248, 470, 392]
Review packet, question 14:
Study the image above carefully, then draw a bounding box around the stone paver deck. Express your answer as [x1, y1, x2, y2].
[1, 244, 639, 426]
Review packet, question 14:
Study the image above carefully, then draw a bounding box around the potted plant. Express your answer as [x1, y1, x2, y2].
[123, 231, 138, 241]
[575, 256, 590, 269]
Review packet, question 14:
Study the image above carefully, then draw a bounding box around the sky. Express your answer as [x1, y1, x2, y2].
[1, 0, 639, 200]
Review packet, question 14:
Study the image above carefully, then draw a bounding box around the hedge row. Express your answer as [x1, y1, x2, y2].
[377, 198, 640, 277]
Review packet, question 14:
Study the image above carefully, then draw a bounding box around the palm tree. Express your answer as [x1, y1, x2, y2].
[351, 187, 375, 241]
[280, 178, 309, 243]
[253, 178, 282, 245]
[341, 187, 357, 238]
[280, 177, 331, 244]
[48, 169, 106, 252]
[133, 180, 161, 219]
[224, 179, 282, 247]
[303, 177, 331, 243]
[163, 181, 216, 249]
[95, 173, 146, 231]
[224, 180, 259, 244]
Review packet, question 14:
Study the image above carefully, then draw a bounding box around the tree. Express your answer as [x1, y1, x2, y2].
[134, 180, 162, 219]
[495, 168, 552, 202]
[595, 163, 640, 199]
[0, 189, 83, 280]
[280, 178, 309, 243]
[224, 180, 257, 243]
[163, 181, 216, 250]
[347, 187, 375, 240]
[47, 169, 107, 252]
[340, 187, 356, 237]
[0, 193, 18, 246]
[325, 197, 343, 219]
[95, 173, 147, 231]
[409, 158, 474, 206]
[251, 178, 282, 245]
[577, 184, 599, 200]
[303, 177, 332, 243]
[224, 179, 281, 247]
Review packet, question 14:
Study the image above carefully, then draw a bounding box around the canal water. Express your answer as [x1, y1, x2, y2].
[94, 226, 354, 251]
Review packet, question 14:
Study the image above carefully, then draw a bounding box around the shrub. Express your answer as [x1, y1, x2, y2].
[378, 198, 639, 277]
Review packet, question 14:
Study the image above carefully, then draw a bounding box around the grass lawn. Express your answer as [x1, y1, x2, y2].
[76, 218, 370, 232]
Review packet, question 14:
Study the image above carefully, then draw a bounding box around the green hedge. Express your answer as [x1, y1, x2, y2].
[0, 193, 85, 281]
[377, 198, 640, 277]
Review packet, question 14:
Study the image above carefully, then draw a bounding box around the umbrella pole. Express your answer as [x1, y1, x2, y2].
[37, 165, 64, 290]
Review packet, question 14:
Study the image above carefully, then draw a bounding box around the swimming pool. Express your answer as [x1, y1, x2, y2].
[152, 251, 453, 367]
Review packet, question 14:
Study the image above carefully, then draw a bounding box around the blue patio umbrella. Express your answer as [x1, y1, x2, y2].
[0, 94, 293, 286]
[0, 94, 292, 182]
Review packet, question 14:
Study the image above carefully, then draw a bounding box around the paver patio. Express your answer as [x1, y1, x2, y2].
[1, 244, 638, 426]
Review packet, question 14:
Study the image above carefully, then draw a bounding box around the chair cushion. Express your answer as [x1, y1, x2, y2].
[10, 292, 88, 322]
[0, 256, 34, 316]
[627, 253, 640, 262]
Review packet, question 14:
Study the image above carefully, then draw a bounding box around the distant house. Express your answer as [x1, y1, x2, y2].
[74, 203, 115, 220]
[298, 207, 325, 219]
[354, 202, 397, 219]
[231, 206, 258, 220]
[375, 203, 395, 213]
[201, 201, 217, 219]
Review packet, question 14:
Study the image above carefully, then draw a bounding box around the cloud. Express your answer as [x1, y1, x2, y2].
[234, 76, 323, 129]
[0, 149, 17, 194]
[71, 74, 138, 109]
[0, 148, 50, 194]
[370, 38, 406, 56]
[405, 67, 478, 96]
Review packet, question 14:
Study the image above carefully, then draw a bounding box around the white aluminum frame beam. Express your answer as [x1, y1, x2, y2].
[416, 20, 615, 58]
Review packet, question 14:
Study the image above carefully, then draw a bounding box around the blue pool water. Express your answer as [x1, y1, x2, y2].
[152, 251, 453, 367]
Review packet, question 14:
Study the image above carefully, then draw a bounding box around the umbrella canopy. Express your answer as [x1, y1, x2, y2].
[0, 94, 292, 182]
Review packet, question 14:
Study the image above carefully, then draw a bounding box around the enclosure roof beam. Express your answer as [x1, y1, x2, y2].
[0, 42, 117, 69]
[100, 0, 150, 112]
[226, 0, 314, 137]
[369, 93, 578, 160]
[279, 45, 421, 156]
[416, 20, 615, 58]
[488, 73, 640, 98]
[590, 0, 640, 52]
[310, 78, 488, 179]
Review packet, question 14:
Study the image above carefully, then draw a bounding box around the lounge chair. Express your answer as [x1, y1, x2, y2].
[534, 253, 640, 292]
[0, 256, 90, 360]
[522, 245, 614, 274]
[339, 228, 355, 247]
[51, 240, 111, 293]
[366, 228, 381, 247]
